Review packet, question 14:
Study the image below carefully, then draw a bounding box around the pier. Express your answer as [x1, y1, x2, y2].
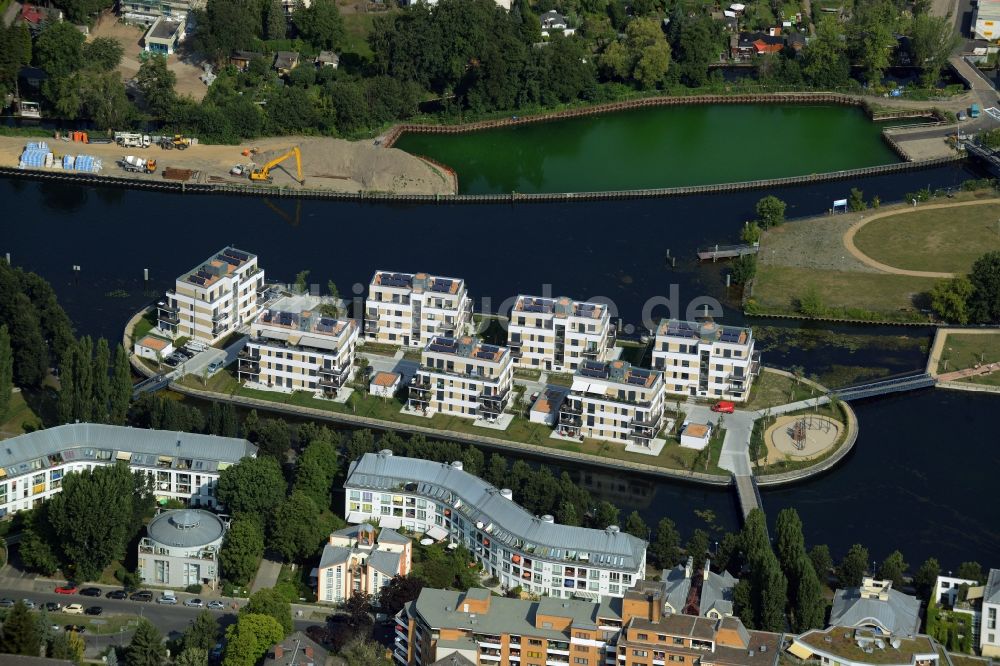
[697, 244, 759, 261]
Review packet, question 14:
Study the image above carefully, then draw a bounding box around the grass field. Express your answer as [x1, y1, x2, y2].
[751, 264, 938, 320]
[744, 371, 819, 410]
[341, 12, 385, 59]
[937, 332, 1000, 374]
[853, 203, 1000, 273]
[0, 391, 41, 439]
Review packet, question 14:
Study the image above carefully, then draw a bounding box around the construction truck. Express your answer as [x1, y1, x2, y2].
[159, 134, 191, 150]
[249, 146, 304, 185]
[115, 132, 151, 148]
[119, 155, 157, 174]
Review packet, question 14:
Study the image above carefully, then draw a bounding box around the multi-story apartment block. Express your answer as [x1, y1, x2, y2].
[364, 271, 472, 348]
[315, 523, 412, 604]
[138, 509, 226, 589]
[119, 0, 204, 25]
[345, 451, 647, 599]
[652, 319, 760, 402]
[0, 424, 257, 517]
[408, 336, 513, 421]
[558, 360, 666, 448]
[393, 584, 781, 666]
[507, 295, 614, 372]
[157, 247, 265, 344]
[983, 569, 1000, 657]
[237, 295, 358, 398]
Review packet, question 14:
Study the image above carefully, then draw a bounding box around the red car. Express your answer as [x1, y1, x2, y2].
[711, 401, 735, 414]
[54, 584, 78, 595]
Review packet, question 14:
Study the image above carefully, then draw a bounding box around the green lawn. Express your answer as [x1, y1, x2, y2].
[131, 311, 157, 346]
[937, 332, 1000, 374]
[744, 371, 820, 411]
[0, 391, 41, 439]
[751, 264, 937, 321]
[341, 11, 391, 60]
[359, 342, 400, 357]
[853, 203, 1000, 273]
[46, 611, 141, 635]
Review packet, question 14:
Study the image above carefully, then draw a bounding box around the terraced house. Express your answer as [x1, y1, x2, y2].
[345, 451, 647, 599]
[652, 319, 760, 402]
[237, 295, 359, 398]
[408, 336, 513, 421]
[393, 584, 781, 666]
[157, 247, 265, 344]
[0, 424, 257, 517]
[558, 360, 666, 448]
[507, 295, 614, 372]
[364, 271, 473, 348]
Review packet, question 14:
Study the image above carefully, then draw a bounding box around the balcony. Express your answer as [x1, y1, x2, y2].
[750, 350, 762, 376]
[318, 365, 350, 388]
[478, 388, 510, 415]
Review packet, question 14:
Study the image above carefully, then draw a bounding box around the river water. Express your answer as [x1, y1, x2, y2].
[393, 105, 903, 194]
[1, 160, 996, 568]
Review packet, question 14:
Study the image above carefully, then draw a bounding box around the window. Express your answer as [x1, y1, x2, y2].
[632, 650, 648, 657]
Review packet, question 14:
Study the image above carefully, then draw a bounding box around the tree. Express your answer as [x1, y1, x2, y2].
[803, 17, 850, 88]
[739, 509, 771, 565]
[672, 11, 718, 87]
[0, 325, 12, 422]
[80, 70, 135, 131]
[264, 0, 287, 40]
[91, 337, 110, 424]
[914, 557, 940, 600]
[731, 255, 756, 286]
[755, 195, 786, 229]
[848, 0, 897, 85]
[877, 550, 908, 588]
[344, 591, 373, 627]
[623, 511, 648, 539]
[649, 518, 681, 569]
[793, 556, 826, 632]
[242, 589, 293, 636]
[217, 456, 286, 517]
[775, 508, 807, 579]
[591, 500, 619, 528]
[930, 277, 974, 324]
[754, 554, 788, 632]
[624, 18, 671, 89]
[35, 22, 85, 78]
[1, 600, 41, 655]
[185, 611, 220, 652]
[136, 54, 177, 117]
[732, 578, 754, 628]
[82, 37, 124, 72]
[378, 575, 425, 617]
[19, 527, 60, 576]
[109, 345, 131, 425]
[223, 614, 284, 666]
[270, 491, 326, 562]
[809, 544, 833, 583]
[838, 544, 869, 588]
[909, 13, 960, 86]
[292, 435, 339, 509]
[219, 517, 264, 586]
[126, 619, 166, 666]
[848, 187, 867, 212]
[341, 636, 393, 666]
[957, 561, 984, 583]
[175, 647, 209, 666]
[686, 529, 710, 566]
[968, 251, 1000, 323]
[293, 0, 345, 51]
[254, 418, 293, 458]
[798, 286, 825, 317]
[0, 289, 48, 388]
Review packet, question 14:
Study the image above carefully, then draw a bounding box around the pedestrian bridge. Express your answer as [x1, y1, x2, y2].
[132, 372, 172, 399]
[833, 372, 936, 402]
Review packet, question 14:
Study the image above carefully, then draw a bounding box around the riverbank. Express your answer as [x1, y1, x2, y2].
[0, 135, 457, 196]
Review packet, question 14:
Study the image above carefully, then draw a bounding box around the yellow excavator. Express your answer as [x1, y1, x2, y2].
[249, 146, 304, 185]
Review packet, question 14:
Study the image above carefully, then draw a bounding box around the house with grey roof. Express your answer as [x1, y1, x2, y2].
[138, 509, 227, 588]
[314, 523, 412, 604]
[262, 631, 329, 666]
[646, 557, 739, 618]
[700, 559, 738, 619]
[830, 577, 921, 637]
[0, 423, 256, 517]
[982, 568, 1000, 657]
[345, 450, 647, 600]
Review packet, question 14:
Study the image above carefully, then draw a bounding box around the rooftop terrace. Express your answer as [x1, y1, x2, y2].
[180, 247, 256, 289]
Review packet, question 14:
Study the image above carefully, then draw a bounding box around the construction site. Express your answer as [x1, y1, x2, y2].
[0, 135, 458, 196]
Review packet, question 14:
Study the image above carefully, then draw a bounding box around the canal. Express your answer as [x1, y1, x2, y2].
[393, 105, 904, 194]
[1, 162, 996, 568]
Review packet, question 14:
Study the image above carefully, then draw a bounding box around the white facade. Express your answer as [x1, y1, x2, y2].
[0, 424, 256, 518]
[119, 0, 203, 25]
[975, 0, 1000, 40]
[237, 295, 358, 397]
[652, 319, 759, 402]
[157, 247, 265, 344]
[315, 524, 412, 604]
[138, 509, 226, 589]
[680, 422, 713, 450]
[558, 360, 666, 447]
[370, 371, 401, 398]
[345, 452, 647, 599]
[408, 336, 513, 421]
[507, 295, 614, 372]
[983, 569, 1000, 657]
[934, 575, 979, 607]
[364, 270, 472, 348]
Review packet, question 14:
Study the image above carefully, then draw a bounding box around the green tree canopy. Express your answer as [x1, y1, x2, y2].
[877, 550, 908, 588]
[930, 277, 974, 324]
[755, 195, 786, 229]
[623, 511, 648, 539]
[216, 456, 286, 517]
[219, 517, 264, 586]
[969, 251, 1000, 323]
[185, 610, 220, 652]
[839, 543, 870, 588]
[809, 544, 833, 582]
[649, 518, 681, 569]
[242, 589, 293, 636]
[293, 0, 345, 51]
[0, 325, 12, 422]
[35, 22, 85, 78]
[1, 600, 41, 655]
[914, 557, 940, 600]
[82, 37, 124, 72]
[908, 13, 960, 86]
[292, 432, 340, 509]
[223, 613, 284, 666]
[803, 17, 849, 88]
[126, 619, 166, 666]
[136, 54, 177, 117]
[270, 490, 327, 562]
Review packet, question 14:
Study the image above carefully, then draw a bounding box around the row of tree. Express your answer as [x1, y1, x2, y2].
[56, 336, 132, 426]
[930, 251, 1000, 324]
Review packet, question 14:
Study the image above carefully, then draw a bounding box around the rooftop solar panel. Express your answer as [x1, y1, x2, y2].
[187, 275, 206, 285]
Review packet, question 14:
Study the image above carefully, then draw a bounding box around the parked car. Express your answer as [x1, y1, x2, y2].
[207, 600, 226, 610]
[184, 598, 204, 607]
[207, 360, 222, 373]
[44, 602, 62, 612]
[54, 584, 78, 594]
[0, 598, 15, 607]
[106, 590, 129, 600]
[64, 625, 86, 634]
[63, 604, 84, 615]
[156, 592, 177, 605]
[79, 587, 102, 597]
[710, 401, 735, 414]
[21, 599, 36, 609]
[130, 591, 153, 602]
[84, 606, 103, 616]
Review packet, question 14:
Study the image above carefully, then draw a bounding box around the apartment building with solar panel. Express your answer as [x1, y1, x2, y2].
[651, 319, 760, 402]
[507, 295, 615, 373]
[237, 295, 359, 398]
[558, 360, 666, 448]
[157, 247, 265, 344]
[363, 271, 473, 348]
[408, 336, 513, 421]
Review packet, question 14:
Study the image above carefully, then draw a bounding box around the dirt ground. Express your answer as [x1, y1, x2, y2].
[89, 14, 209, 102]
[758, 210, 883, 273]
[0, 135, 457, 195]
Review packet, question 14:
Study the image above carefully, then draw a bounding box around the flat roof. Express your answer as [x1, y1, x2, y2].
[178, 247, 256, 289]
[147, 509, 225, 548]
[148, 18, 182, 40]
[657, 318, 751, 345]
[683, 423, 710, 438]
[137, 335, 171, 351]
[795, 626, 937, 665]
[372, 270, 464, 295]
[425, 336, 507, 364]
[372, 371, 400, 387]
[513, 295, 605, 319]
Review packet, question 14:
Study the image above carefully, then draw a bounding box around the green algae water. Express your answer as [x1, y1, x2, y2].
[394, 104, 903, 194]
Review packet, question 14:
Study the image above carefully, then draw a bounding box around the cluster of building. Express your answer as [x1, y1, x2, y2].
[146, 253, 760, 452]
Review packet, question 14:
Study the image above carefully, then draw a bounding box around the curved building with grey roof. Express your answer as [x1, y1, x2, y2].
[140, 509, 227, 588]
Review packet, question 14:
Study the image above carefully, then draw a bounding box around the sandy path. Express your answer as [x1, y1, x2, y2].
[841, 199, 1000, 278]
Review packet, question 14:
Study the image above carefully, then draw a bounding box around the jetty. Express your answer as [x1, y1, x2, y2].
[697, 244, 759, 261]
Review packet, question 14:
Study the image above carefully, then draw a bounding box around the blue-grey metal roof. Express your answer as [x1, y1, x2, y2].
[318, 545, 352, 569]
[0, 423, 257, 479]
[368, 549, 402, 576]
[147, 509, 225, 548]
[346, 452, 647, 570]
[829, 586, 921, 636]
[700, 568, 738, 616]
[661, 562, 693, 612]
[986, 569, 1000, 604]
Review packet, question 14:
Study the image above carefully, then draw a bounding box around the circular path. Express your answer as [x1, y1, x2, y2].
[764, 414, 842, 465]
[842, 199, 1000, 278]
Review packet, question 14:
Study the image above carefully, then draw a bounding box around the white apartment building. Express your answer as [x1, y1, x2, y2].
[558, 360, 666, 448]
[138, 509, 226, 589]
[157, 247, 265, 344]
[507, 295, 614, 372]
[119, 0, 204, 25]
[983, 569, 1000, 657]
[408, 336, 513, 421]
[652, 319, 760, 402]
[345, 451, 647, 599]
[975, 0, 1000, 40]
[237, 295, 359, 398]
[0, 424, 257, 518]
[314, 523, 412, 604]
[363, 271, 472, 348]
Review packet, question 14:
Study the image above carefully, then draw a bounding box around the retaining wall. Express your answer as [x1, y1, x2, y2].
[756, 398, 859, 487]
